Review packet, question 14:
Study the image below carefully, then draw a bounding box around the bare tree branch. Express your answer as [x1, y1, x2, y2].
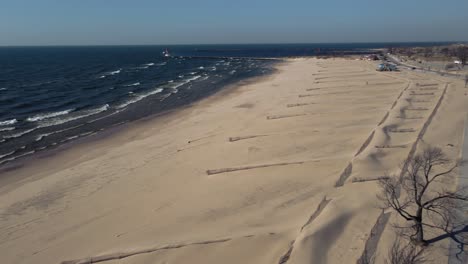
[378, 146, 468, 245]
[385, 238, 427, 264]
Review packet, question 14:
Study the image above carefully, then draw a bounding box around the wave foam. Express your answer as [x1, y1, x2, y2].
[35, 124, 85, 142]
[117, 88, 164, 109]
[86, 110, 121, 124]
[0, 127, 15, 132]
[100, 68, 122, 78]
[3, 128, 37, 140]
[61, 135, 79, 142]
[162, 75, 202, 95]
[37, 104, 109, 128]
[35, 133, 52, 142]
[110, 69, 121, 75]
[0, 87, 6, 91]
[0, 151, 35, 165]
[125, 82, 140, 87]
[0, 119, 17, 126]
[27, 109, 74, 122]
[0, 151, 15, 159]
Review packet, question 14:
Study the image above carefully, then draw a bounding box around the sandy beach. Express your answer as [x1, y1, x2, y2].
[1, 58, 467, 264]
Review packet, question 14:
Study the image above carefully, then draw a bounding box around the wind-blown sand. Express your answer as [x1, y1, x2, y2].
[0, 58, 467, 264]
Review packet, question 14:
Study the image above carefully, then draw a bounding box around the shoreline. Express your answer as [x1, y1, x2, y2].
[1, 57, 467, 264]
[0, 53, 278, 168]
[0, 60, 283, 177]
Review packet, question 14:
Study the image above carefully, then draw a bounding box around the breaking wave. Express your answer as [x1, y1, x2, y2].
[0, 119, 17, 126]
[0, 127, 15, 132]
[26, 109, 74, 122]
[125, 82, 140, 87]
[0, 151, 15, 160]
[117, 88, 164, 109]
[37, 104, 109, 128]
[3, 128, 37, 140]
[100, 68, 122, 78]
[0, 151, 35, 165]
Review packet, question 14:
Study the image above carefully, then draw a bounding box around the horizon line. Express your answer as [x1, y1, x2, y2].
[0, 40, 466, 48]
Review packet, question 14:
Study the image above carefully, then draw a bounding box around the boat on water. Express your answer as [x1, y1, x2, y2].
[162, 48, 171, 58]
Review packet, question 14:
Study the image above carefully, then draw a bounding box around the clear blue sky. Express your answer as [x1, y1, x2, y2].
[1, 0, 467, 46]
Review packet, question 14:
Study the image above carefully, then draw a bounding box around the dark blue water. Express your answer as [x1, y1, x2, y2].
[0, 43, 452, 165]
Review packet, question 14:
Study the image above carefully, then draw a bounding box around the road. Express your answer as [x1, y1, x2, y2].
[386, 54, 464, 79]
[448, 114, 468, 264]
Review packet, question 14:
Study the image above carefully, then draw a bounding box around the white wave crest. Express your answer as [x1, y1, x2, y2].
[0, 87, 7, 91]
[125, 82, 140, 87]
[35, 133, 52, 142]
[61, 135, 79, 142]
[3, 128, 37, 140]
[145, 63, 155, 66]
[37, 104, 109, 128]
[170, 75, 201, 90]
[0, 119, 17, 126]
[117, 88, 164, 109]
[35, 124, 85, 141]
[0, 151, 35, 165]
[187, 75, 202, 82]
[110, 69, 121, 75]
[0, 127, 15, 132]
[87, 110, 122, 124]
[100, 68, 122, 78]
[27, 109, 74, 122]
[0, 151, 15, 159]
[165, 75, 202, 94]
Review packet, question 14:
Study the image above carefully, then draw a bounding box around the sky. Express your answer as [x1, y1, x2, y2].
[1, 0, 467, 46]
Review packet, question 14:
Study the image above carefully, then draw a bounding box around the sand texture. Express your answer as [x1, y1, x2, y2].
[0, 58, 467, 264]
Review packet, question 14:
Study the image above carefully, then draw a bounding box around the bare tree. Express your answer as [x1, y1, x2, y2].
[457, 46, 468, 67]
[441, 47, 450, 57]
[378, 147, 468, 245]
[385, 238, 427, 264]
[423, 47, 433, 58]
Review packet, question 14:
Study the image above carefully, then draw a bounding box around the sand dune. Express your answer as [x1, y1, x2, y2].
[0, 58, 467, 264]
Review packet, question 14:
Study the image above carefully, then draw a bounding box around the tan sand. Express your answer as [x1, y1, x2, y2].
[0, 58, 467, 264]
